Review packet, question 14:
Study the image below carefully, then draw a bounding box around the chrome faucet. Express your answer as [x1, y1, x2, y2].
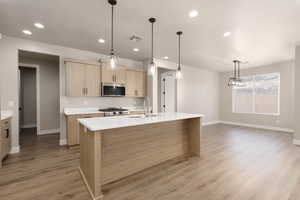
[144, 96, 152, 116]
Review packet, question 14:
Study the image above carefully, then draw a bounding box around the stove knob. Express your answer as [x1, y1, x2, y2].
[113, 112, 116, 115]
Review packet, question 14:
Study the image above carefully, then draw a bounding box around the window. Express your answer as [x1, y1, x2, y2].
[232, 73, 280, 115]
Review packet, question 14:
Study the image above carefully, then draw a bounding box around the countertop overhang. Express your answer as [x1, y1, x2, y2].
[78, 112, 204, 132]
[1, 110, 13, 121]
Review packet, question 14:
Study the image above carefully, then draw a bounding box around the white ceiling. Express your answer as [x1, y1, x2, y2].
[1, 0, 300, 71]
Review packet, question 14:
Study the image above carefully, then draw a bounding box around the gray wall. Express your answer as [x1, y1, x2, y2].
[19, 54, 60, 131]
[20, 67, 37, 127]
[219, 61, 294, 130]
[295, 46, 300, 140]
[0, 35, 145, 149]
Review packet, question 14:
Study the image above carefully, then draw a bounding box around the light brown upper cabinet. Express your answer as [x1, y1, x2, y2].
[126, 70, 146, 97]
[101, 62, 126, 84]
[66, 61, 101, 97]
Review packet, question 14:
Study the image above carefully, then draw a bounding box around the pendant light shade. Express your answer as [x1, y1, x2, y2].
[176, 31, 183, 80]
[149, 18, 156, 75]
[108, 0, 117, 69]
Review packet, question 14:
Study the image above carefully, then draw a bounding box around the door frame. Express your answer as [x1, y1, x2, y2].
[19, 63, 41, 135]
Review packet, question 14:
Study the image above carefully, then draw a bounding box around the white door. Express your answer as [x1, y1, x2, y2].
[161, 71, 176, 112]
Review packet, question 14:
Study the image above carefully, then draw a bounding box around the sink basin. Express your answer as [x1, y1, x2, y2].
[128, 115, 146, 119]
[128, 114, 158, 119]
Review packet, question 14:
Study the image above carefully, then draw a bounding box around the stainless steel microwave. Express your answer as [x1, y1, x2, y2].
[102, 83, 126, 97]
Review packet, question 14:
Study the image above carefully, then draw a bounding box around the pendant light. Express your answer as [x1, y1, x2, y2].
[228, 60, 237, 87]
[228, 60, 242, 87]
[176, 31, 183, 79]
[149, 17, 156, 75]
[108, 0, 117, 69]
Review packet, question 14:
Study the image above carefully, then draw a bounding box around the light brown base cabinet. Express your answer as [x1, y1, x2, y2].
[65, 114, 104, 146]
[0, 117, 11, 168]
[79, 117, 202, 200]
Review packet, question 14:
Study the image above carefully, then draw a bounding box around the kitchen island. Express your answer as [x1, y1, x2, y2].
[78, 112, 203, 200]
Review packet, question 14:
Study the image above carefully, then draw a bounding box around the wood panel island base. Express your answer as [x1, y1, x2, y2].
[78, 113, 203, 200]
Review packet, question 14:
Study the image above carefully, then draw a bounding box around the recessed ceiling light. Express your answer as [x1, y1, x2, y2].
[189, 10, 199, 18]
[223, 32, 232, 37]
[164, 56, 169, 60]
[22, 30, 32, 35]
[34, 23, 45, 29]
[133, 48, 139, 52]
[98, 38, 105, 43]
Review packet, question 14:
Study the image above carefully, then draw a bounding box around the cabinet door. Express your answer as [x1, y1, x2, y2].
[101, 63, 114, 83]
[136, 71, 146, 97]
[125, 70, 136, 97]
[115, 66, 126, 84]
[66, 62, 86, 96]
[85, 65, 101, 97]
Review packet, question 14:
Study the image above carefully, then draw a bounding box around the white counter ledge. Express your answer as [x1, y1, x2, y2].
[64, 107, 104, 115]
[1, 110, 13, 120]
[78, 112, 204, 132]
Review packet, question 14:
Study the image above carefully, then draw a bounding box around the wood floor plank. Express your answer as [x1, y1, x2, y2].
[0, 125, 299, 200]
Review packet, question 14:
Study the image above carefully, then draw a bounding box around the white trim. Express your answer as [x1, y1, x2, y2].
[19, 63, 41, 135]
[38, 129, 60, 135]
[21, 124, 37, 128]
[203, 121, 220, 126]
[219, 121, 294, 133]
[59, 139, 67, 146]
[293, 139, 300, 146]
[9, 146, 20, 154]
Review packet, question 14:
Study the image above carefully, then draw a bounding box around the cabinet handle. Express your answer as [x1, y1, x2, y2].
[86, 88, 88, 95]
[6, 129, 9, 138]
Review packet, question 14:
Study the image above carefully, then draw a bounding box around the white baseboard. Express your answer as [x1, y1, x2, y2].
[219, 121, 294, 133]
[59, 139, 67, 146]
[38, 129, 60, 135]
[21, 124, 36, 128]
[9, 146, 20, 154]
[293, 139, 300, 146]
[203, 121, 220, 127]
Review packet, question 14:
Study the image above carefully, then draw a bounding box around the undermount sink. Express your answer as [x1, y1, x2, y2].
[128, 114, 158, 119]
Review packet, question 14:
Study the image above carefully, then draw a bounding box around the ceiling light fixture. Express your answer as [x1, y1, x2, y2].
[164, 56, 169, 60]
[98, 38, 105, 43]
[149, 17, 157, 75]
[176, 31, 183, 80]
[22, 30, 32, 35]
[223, 32, 231, 37]
[228, 60, 242, 87]
[189, 10, 199, 18]
[108, 0, 118, 69]
[133, 48, 139, 52]
[34, 23, 45, 29]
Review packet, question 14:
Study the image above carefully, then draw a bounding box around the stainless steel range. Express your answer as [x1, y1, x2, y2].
[99, 107, 129, 117]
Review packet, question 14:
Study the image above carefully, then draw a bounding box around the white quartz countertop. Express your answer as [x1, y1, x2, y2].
[64, 107, 144, 115]
[1, 110, 13, 120]
[64, 107, 104, 115]
[78, 112, 204, 132]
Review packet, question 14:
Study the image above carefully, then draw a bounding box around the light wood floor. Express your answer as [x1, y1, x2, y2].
[1, 125, 300, 200]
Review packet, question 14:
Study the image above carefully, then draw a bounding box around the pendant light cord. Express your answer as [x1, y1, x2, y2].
[111, 5, 114, 55]
[151, 21, 154, 61]
[178, 33, 181, 70]
[177, 31, 183, 71]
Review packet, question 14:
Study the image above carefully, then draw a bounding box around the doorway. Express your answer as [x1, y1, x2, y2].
[158, 68, 177, 112]
[18, 50, 60, 149]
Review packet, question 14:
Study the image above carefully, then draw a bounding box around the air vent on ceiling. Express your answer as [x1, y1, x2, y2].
[130, 35, 142, 42]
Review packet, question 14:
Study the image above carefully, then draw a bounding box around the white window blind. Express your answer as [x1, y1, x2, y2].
[232, 73, 280, 115]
